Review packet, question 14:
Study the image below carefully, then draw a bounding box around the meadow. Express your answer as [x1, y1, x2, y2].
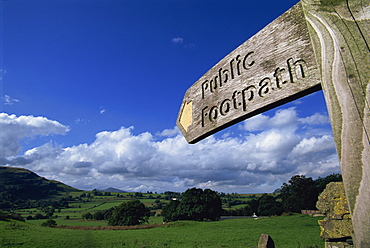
[0, 214, 324, 248]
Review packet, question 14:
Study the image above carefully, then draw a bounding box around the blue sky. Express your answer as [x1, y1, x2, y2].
[0, 0, 340, 193]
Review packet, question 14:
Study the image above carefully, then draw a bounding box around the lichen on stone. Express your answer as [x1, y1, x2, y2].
[316, 182, 353, 239]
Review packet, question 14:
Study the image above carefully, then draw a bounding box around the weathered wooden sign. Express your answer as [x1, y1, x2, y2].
[177, 3, 321, 144]
[177, 0, 369, 246]
[302, 1, 369, 247]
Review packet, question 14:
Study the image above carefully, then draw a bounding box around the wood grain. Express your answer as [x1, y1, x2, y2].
[177, 0, 369, 245]
[177, 3, 322, 144]
[302, 0, 370, 246]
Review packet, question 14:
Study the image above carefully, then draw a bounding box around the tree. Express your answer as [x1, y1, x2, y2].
[93, 211, 105, 220]
[257, 194, 283, 216]
[223, 204, 253, 216]
[279, 175, 318, 212]
[42, 206, 55, 218]
[41, 219, 57, 227]
[314, 173, 342, 193]
[34, 213, 47, 220]
[82, 212, 93, 220]
[248, 198, 260, 214]
[162, 199, 181, 222]
[162, 188, 223, 222]
[108, 200, 150, 226]
[103, 208, 114, 220]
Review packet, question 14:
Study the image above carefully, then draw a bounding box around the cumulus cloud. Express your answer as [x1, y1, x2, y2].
[300, 112, 330, 125]
[0, 113, 69, 157]
[240, 108, 330, 131]
[156, 126, 180, 137]
[1, 109, 339, 193]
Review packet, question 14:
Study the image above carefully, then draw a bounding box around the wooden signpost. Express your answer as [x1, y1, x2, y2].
[177, 0, 369, 247]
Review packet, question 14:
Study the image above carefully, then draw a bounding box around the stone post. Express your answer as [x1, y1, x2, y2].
[258, 234, 275, 248]
[317, 182, 354, 247]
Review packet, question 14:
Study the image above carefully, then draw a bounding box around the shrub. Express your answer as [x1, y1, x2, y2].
[34, 213, 47, 220]
[108, 200, 150, 226]
[41, 219, 57, 227]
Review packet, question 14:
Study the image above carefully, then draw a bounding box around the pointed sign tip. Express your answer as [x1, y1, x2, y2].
[179, 101, 193, 132]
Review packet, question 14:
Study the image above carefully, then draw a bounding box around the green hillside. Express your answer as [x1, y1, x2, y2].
[0, 166, 79, 209]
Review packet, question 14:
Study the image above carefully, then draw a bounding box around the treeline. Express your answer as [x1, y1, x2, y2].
[161, 188, 223, 222]
[1, 170, 342, 226]
[82, 208, 114, 221]
[222, 195, 257, 208]
[82, 173, 343, 224]
[223, 193, 283, 216]
[0, 210, 25, 222]
[81, 188, 223, 223]
[82, 200, 150, 226]
[224, 173, 342, 216]
[0, 198, 70, 210]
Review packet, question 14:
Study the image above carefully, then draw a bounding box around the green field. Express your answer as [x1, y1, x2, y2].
[26, 215, 165, 226]
[0, 214, 324, 248]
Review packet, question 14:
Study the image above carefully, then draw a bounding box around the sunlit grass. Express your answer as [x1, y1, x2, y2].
[1, 214, 324, 248]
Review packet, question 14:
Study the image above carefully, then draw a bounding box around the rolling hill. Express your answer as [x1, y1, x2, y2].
[0, 166, 79, 209]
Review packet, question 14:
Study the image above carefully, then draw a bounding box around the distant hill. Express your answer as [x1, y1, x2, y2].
[100, 187, 126, 193]
[0, 166, 79, 209]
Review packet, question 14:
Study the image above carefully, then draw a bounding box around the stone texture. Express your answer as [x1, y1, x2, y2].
[258, 233, 275, 248]
[316, 182, 353, 239]
[325, 241, 354, 248]
[317, 182, 350, 220]
[318, 219, 353, 239]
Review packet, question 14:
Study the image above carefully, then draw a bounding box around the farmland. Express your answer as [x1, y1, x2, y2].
[0, 191, 326, 247]
[0, 167, 330, 247]
[1, 214, 324, 247]
[12, 191, 261, 221]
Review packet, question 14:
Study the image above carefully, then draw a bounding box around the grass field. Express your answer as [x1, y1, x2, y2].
[26, 215, 165, 226]
[0, 214, 324, 248]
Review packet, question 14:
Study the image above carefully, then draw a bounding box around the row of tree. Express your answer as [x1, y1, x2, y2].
[33, 173, 340, 227]
[0, 198, 70, 211]
[80, 173, 342, 226]
[82, 200, 150, 226]
[279, 173, 342, 212]
[161, 188, 223, 222]
[223, 173, 342, 216]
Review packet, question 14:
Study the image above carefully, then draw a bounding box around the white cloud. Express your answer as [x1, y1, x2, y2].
[100, 106, 106, 114]
[170, 37, 195, 49]
[240, 114, 269, 131]
[0, 113, 69, 157]
[2, 95, 20, 105]
[299, 112, 330, 125]
[75, 118, 90, 125]
[269, 108, 299, 128]
[171, 37, 184, 44]
[156, 126, 180, 137]
[240, 108, 298, 131]
[1, 109, 340, 193]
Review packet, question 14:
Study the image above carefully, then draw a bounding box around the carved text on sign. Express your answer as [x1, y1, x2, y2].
[201, 51, 255, 99]
[201, 57, 308, 126]
[177, 2, 322, 144]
